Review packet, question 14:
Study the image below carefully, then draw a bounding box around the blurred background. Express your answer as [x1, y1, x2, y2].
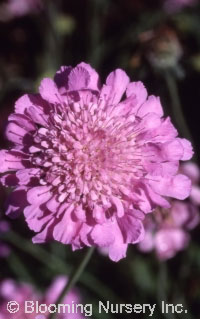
[1, 0, 200, 318]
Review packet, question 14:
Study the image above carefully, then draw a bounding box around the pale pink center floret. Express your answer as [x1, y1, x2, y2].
[29, 97, 145, 219]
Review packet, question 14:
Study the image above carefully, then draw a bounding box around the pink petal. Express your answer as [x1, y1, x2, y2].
[143, 140, 184, 163]
[74, 205, 86, 222]
[113, 95, 137, 117]
[144, 161, 179, 177]
[137, 95, 164, 117]
[39, 78, 60, 103]
[16, 168, 40, 185]
[149, 174, 192, 200]
[25, 207, 53, 232]
[90, 223, 115, 247]
[111, 196, 124, 217]
[6, 122, 32, 145]
[144, 183, 171, 209]
[0, 150, 29, 173]
[26, 105, 49, 127]
[138, 231, 155, 252]
[14, 94, 33, 114]
[148, 117, 178, 143]
[155, 229, 189, 260]
[126, 81, 147, 107]
[108, 241, 128, 262]
[103, 69, 130, 105]
[171, 201, 190, 227]
[177, 138, 193, 160]
[92, 204, 105, 224]
[8, 114, 36, 131]
[138, 113, 162, 131]
[190, 185, 200, 205]
[46, 196, 60, 213]
[77, 62, 100, 91]
[68, 66, 90, 91]
[79, 223, 93, 246]
[53, 204, 79, 244]
[118, 214, 145, 244]
[161, 139, 184, 161]
[27, 186, 52, 204]
[181, 162, 200, 183]
[32, 219, 54, 243]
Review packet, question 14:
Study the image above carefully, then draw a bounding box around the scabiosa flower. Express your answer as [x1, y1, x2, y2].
[0, 277, 83, 319]
[138, 162, 200, 260]
[44, 276, 83, 319]
[0, 279, 39, 319]
[0, 0, 42, 21]
[163, 0, 198, 13]
[0, 62, 193, 261]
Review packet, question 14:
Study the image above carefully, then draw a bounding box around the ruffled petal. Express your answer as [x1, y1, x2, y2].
[154, 229, 189, 260]
[16, 168, 40, 185]
[0, 150, 30, 173]
[177, 138, 193, 160]
[90, 223, 115, 247]
[39, 78, 60, 104]
[27, 186, 52, 205]
[137, 95, 164, 117]
[77, 62, 100, 91]
[24, 205, 53, 232]
[32, 219, 55, 243]
[148, 174, 191, 200]
[102, 69, 130, 105]
[53, 204, 80, 244]
[118, 214, 145, 244]
[181, 162, 200, 183]
[8, 114, 36, 131]
[14, 94, 33, 114]
[6, 122, 33, 145]
[68, 66, 90, 91]
[126, 81, 147, 107]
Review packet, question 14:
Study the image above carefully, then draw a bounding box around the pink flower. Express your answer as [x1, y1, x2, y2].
[0, 0, 42, 21]
[163, 0, 198, 13]
[138, 162, 200, 260]
[0, 276, 83, 319]
[0, 279, 39, 319]
[0, 62, 193, 261]
[44, 276, 83, 319]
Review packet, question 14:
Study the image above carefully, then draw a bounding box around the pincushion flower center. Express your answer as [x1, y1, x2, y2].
[31, 99, 143, 208]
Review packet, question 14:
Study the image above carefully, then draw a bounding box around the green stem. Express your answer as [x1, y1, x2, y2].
[157, 262, 177, 319]
[49, 246, 95, 319]
[164, 69, 193, 144]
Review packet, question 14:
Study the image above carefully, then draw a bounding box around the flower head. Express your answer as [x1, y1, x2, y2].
[0, 276, 82, 319]
[138, 162, 200, 260]
[163, 0, 198, 13]
[0, 62, 193, 261]
[0, 279, 39, 319]
[0, 0, 42, 21]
